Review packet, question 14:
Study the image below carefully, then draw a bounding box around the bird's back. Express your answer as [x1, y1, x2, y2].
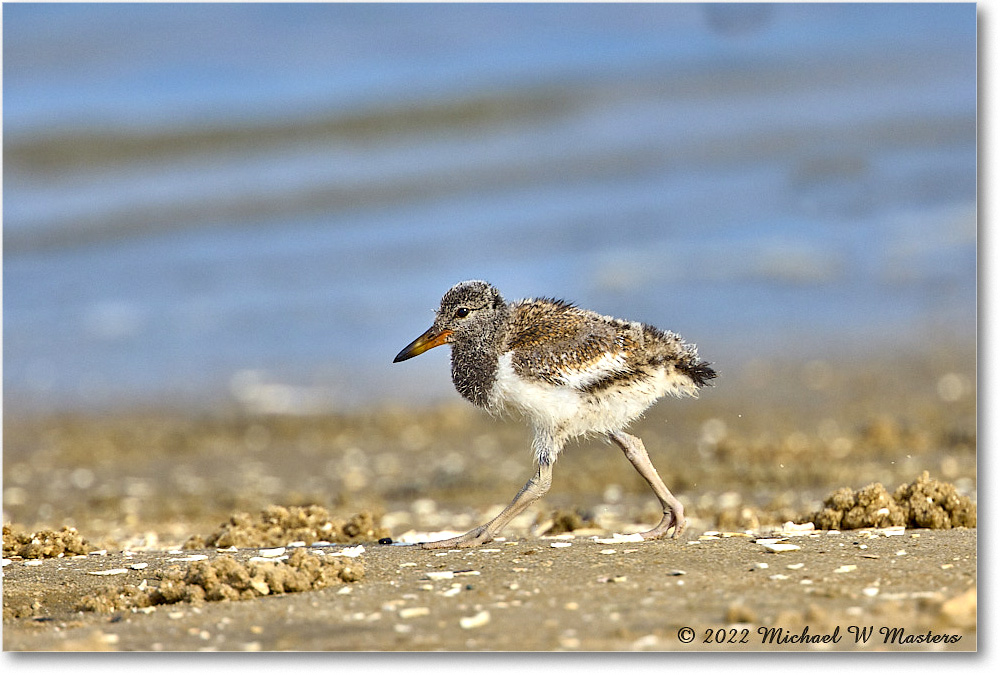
[505, 298, 712, 392]
[492, 298, 715, 449]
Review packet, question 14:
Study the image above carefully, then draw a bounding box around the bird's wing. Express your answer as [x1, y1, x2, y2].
[507, 301, 637, 390]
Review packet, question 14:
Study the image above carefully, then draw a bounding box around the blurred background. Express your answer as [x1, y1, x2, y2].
[4, 2, 977, 416]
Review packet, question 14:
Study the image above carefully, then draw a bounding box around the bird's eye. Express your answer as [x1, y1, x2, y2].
[455, 307, 470, 319]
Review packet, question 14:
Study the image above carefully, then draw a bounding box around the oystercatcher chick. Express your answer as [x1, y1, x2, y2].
[393, 280, 716, 549]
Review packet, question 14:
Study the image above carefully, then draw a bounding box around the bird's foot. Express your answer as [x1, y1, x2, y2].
[638, 509, 687, 540]
[419, 525, 494, 550]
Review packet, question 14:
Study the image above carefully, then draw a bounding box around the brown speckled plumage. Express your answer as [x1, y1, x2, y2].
[393, 280, 716, 549]
[506, 297, 713, 394]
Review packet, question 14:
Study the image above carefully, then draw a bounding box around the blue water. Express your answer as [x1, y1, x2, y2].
[3, 3, 977, 414]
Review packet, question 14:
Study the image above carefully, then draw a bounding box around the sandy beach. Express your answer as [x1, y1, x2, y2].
[2, 344, 977, 651]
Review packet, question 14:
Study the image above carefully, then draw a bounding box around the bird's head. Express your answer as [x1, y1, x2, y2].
[393, 280, 507, 362]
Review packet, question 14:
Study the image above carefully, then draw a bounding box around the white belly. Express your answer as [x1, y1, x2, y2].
[490, 352, 696, 462]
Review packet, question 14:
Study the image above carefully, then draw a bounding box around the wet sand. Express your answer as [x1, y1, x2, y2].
[1, 528, 977, 652]
[2, 344, 977, 651]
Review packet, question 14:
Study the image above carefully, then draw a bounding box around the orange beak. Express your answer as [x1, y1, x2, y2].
[393, 327, 453, 363]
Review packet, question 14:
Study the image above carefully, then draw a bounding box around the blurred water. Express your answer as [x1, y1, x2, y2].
[3, 3, 977, 414]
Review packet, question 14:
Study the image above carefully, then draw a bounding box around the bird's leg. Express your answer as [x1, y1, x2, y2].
[608, 430, 686, 539]
[420, 460, 553, 549]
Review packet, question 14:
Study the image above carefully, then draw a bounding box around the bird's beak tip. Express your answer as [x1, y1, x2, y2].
[393, 327, 452, 363]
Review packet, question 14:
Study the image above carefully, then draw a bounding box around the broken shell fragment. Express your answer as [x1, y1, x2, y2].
[459, 610, 491, 629]
[758, 542, 801, 553]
